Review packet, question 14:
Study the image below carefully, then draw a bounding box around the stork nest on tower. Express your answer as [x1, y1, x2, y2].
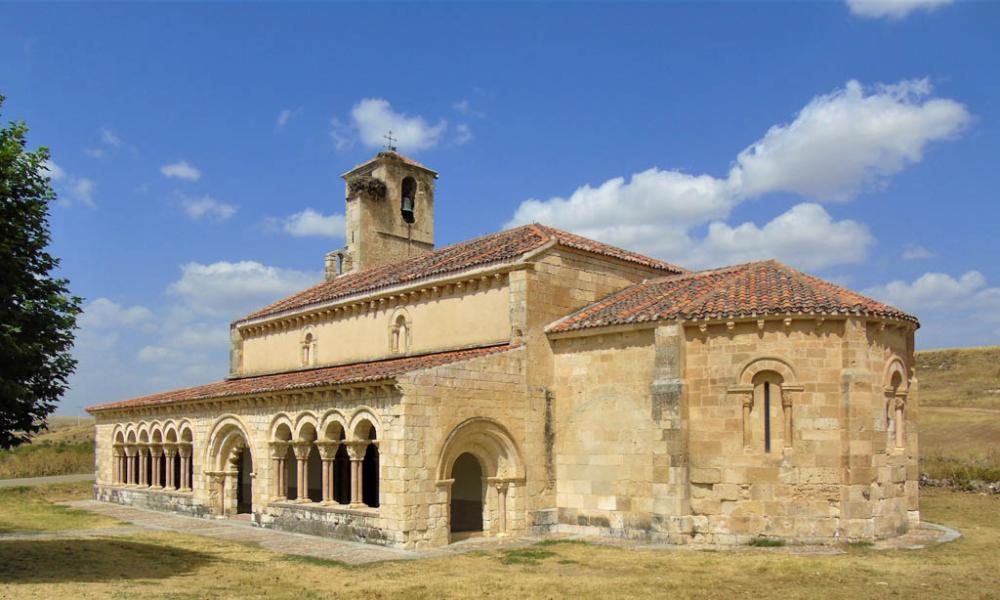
[349, 175, 387, 199]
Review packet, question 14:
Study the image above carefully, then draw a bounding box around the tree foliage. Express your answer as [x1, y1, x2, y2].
[0, 94, 82, 449]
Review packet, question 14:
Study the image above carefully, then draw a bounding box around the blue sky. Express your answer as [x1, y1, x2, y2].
[1, 1, 998, 415]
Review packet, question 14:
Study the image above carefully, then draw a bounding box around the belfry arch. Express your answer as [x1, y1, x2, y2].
[436, 418, 525, 540]
[206, 416, 255, 517]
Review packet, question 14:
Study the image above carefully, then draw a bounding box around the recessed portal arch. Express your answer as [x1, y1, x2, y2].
[206, 416, 255, 516]
[436, 418, 525, 540]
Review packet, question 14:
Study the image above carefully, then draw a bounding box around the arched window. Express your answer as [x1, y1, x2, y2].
[391, 314, 409, 354]
[401, 177, 416, 223]
[751, 371, 785, 453]
[361, 423, 380, 508]
[301, 330, 317, 367]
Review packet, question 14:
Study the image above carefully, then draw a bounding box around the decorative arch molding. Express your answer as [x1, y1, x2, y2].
[348, 408, 382, 441]
[319, 410, 348, 440]
[738, 356, 798, 387]
[178, 420, 194, 443]
[205, 414, 255, 473]
[883, 357, 910, 393]
[292, 412, 320, 442]
[125, 423, 138, 438]
[137, 422, 151, 439]
[435, 417, 525, 482]
[269, 413, 294, 441]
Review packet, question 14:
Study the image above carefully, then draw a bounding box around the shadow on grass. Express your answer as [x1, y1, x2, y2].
[0, 538, 213, 583]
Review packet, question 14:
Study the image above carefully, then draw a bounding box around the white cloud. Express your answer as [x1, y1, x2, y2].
[78, 298, 154, 330]
[137, 345, 185, 363]
[902, 244, 936, 260]
[508, 79, 969, 271]
[44, 159, 97, 208]
[864, 271, 1000, 348]
[69, 178, 97, 208]
[454, 123, 473, 146]
[181, 195, 237, 221]
[101, 127, 122, 147]
[44, 159, 66, 181]
[160, 160, 202, 181]
[729, 79, 969, 200]
[61, 259, 322, 414]
[270, 208, 345, 238]
[846, 0, 954, 20]
[350, 98, 447, 152]
[276, 107, 302, 129]
[329, 117, 354, 151]
[683, 203, 872, 270]
[168, 260, 320, 317]
[84, 147, 106, 159]
[865, 271, 986, 311]
[453, 99, 486, 118]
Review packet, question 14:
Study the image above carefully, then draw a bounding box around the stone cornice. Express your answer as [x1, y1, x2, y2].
[234, 263, 524, 335]
[91, 382, 400, 420]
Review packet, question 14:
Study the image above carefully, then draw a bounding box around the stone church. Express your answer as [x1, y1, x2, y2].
[88, 150, 920, 548]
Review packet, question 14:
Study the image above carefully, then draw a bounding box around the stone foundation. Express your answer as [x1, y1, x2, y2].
[95, 484, 211, 518]
[261, 502, 392, 546]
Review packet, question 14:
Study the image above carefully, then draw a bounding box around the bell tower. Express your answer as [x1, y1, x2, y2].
[336, 150, 437, 275]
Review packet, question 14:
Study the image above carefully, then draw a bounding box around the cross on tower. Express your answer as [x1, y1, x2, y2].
[383, 130, 397, 152]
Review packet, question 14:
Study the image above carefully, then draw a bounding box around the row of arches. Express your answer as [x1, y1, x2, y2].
[267, 410, 381, 510]
[111, 422, 194, 491]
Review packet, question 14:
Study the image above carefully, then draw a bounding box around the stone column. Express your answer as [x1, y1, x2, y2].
[150, 446, 164, 489]
[491, 479, 510, 534]
[346, 441, 368, 507]
[112, 445, 123, 484]
[124, 445, 136, 485]
[164, 444, 178, 491]
[316, 442, 340, 504]
[782, 394, 794, 449]
[138, 445, 149, 486]
[894, 395, 907, 449]
[269, 442, 289, 501]
[292, 442, 312, 502]
[741, 393, 754, 450]
[179, 444, 192, 492]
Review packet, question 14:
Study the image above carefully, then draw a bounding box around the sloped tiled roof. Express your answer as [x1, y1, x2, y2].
[238, 224, 684, 323]
[546, 260, 918, 334]
[86, 344, 516, 413]
[342, 151, 438, 177]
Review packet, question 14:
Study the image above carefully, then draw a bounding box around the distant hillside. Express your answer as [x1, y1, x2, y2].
[0, 417, 96, 479]
[916, 346, 1000, 409]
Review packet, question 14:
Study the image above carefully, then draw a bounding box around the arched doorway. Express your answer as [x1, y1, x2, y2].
[450, 453, 484, 533]
[206, 417, 255, 517]
[236, 447, 253, 514]
[436, 418, 525, 542]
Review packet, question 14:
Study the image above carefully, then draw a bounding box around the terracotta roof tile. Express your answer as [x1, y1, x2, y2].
[86, 344, 516, 413]
[546, 260, 918, 333]
[239, 224, 684, 323]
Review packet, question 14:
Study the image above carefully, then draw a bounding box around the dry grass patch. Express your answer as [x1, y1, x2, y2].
[0, 482, 120, 533]
[916, 346, 1000, 409]
[1, 488, 998, 599]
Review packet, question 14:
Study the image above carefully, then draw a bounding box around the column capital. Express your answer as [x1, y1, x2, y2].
[269, 441, 290, 459]
[163, 443, 178, 458]
[178, 443, 192, 459]
[150, 445, 164, 458]
[291, 441, 313, 460]
[344, 440, 369, 461]
[124, 445, 138, 457]
[894, 396, 907, 411]
[315, 441, 341, 460]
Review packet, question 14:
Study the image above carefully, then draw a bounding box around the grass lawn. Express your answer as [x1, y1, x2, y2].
[0, 483, 121, 533]
[0, 486, 997, 599]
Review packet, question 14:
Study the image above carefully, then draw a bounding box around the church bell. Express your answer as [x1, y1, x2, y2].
[401, 195, 415, 223]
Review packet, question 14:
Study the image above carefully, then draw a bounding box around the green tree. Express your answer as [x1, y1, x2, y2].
[0, 94, 82, 449]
